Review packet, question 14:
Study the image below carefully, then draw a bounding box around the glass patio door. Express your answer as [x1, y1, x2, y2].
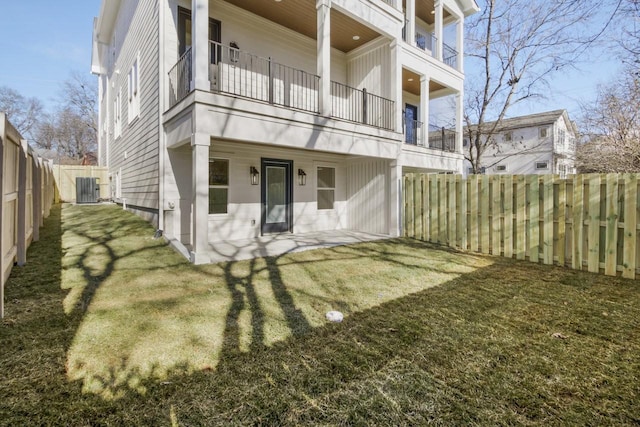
[261, 159, 293, 234]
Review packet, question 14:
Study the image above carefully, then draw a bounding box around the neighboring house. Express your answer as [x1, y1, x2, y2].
[91, 0, 479, 263]
[464, 110, 578, 178]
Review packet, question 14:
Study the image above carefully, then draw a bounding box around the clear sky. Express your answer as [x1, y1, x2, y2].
[0, 0, 624, 123]
[0, 0, 101, 111]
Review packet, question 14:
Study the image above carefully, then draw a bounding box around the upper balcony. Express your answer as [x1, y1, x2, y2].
[401, 0, 476, 74]
[166, 0, 403, 133]
[168, 43, 395, 131]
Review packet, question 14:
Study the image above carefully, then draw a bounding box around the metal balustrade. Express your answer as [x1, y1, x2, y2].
[168, 48, 192, 107]
[168, 42, 396, 131]
[331, 81, 395, 131]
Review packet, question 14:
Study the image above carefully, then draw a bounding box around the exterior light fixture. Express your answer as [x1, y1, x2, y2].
[250, 166, 259, 185]
[298, 169, 307, 186]
[352, 35, 360, 41]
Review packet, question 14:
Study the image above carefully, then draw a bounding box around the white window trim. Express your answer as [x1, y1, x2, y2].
[114, 88, 122, 139]
[316, 165, 336, 211]
[127, 53, 140, 123]
[208, 157, 230, 216]
[535, 161, 549, 170]
[539, 127, 548, 138]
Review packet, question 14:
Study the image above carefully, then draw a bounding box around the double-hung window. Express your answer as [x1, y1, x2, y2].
[317, 167, 335, 210]
[114, 89, 122, 139]
[128, 55, 140, 122]
[209, 159, 229, 214]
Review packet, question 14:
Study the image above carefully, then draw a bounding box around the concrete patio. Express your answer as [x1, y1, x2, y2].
[203, 230, 391, 263]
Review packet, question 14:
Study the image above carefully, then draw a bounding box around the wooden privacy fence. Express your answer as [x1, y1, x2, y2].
[1, 113, 56, 318]
[403, 173, 640, 280]
[52, 165, 109, 202]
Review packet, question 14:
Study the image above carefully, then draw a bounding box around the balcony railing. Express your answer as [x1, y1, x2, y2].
[168, 48, 192, 107]
[210, 41, 320, 114]
[168, 42, 395, 131]
[331, 82, 395, 131]
[404, 118, 425, 146]
[403, 120, 456, 152]
[428, 125, 457, 152]
[443, 43, 458, 69]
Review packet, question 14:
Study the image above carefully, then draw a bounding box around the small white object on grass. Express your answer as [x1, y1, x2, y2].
[326, 310, 344, 322]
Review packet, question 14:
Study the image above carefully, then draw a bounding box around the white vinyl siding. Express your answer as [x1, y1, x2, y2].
[107, 0, 160, 217]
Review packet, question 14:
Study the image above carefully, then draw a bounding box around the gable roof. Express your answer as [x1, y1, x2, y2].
[483, 110, 567, 131]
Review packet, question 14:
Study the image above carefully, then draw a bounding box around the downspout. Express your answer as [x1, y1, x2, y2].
[157, 0, 165, 232]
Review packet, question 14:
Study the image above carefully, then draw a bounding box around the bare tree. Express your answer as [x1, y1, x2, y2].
[463, 0, 619, 174]
[577, 70, 640, 172]
[0, 86, 44, 139]
[31, 72, 98, 162]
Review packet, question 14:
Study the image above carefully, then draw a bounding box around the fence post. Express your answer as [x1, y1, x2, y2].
[572, 174, 584, 271]
[557, 178, 566, 267]
[503, 175, 513, 258]
[528, 175, 540, 263]
[479, 175, 489, 254]
[623, 174, 637, 279]
[0, 133, 4, 318]
[542, 174, 554, 265]
[490, 175, 501, 255]
[17, 140, 27, 266]
[605, 173, 619, 276]
[448, 174, 456, 248]
[587, 174, 601, 273]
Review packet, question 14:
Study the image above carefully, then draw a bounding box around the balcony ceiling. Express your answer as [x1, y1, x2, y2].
[223, 0, 381, 52]
[403, 0, 453, 26]
[402, 69, 446, 95]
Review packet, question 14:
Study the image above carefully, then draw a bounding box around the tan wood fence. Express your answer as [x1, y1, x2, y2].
[403, 173, 640, 280]
[52, 165, 109, 202]
[1, 113, 56, 317]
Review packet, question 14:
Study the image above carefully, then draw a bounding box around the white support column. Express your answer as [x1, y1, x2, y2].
[456, 18, 464, 72]
[192, 0, 210, 91]
[190, 131, 210, 264]
[406, 0, 416, 46]
[389, 40, 403, 133]
[434, 0, 443, 62]
[388, 161, 401, 237]
[317, 0, 331, 116]
[455, 90, 464, 164]
[419, 76, 429, 147]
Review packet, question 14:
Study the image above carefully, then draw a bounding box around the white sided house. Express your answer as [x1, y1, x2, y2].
[92, 0, 479, 263]
[464, 110, 578, 178]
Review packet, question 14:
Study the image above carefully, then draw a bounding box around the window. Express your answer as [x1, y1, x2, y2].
[535, 161, 549, 170]
[463, 138, 469, 147]
[495, 165, 507, 172]
[114, 89, 122, 139]
[317, 167, 335, 210]
[504, 132, 512, 142]
[209, 159, 229, 214]
[539, 127, 548, 138]
[127, 55, 140, 121]
[558, 129, 566, 148]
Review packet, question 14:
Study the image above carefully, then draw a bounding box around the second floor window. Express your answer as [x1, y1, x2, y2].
[128, 56, 140, 122]
[114, 89, 122, 139]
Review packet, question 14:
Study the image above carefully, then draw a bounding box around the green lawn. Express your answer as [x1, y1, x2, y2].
[1, 203, 639, 425]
